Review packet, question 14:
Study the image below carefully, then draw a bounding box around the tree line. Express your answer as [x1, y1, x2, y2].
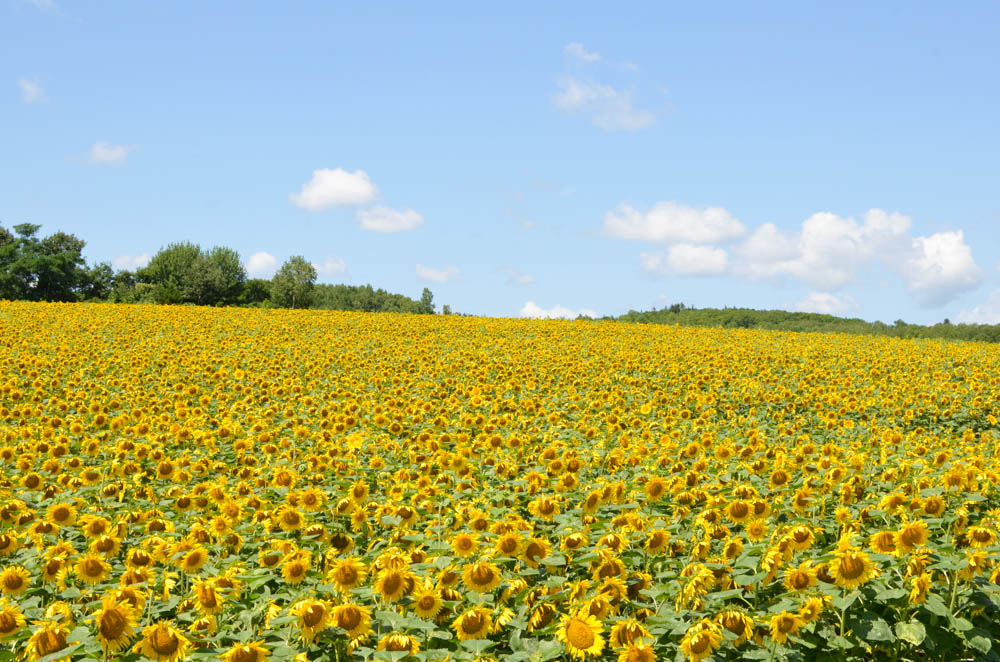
[0, 223, 436, 313]
[609, 303, 1000, 343]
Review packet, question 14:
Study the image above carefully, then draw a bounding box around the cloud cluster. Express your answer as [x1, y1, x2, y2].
[110, 253, 149, 271]
[552, 42, 655, 131]
[501, 266, 536, 287]
[520, 301, 597, 320]
[609, 202, 983, 308]
[18, 78, 46, 103]
[89, 142, 130, 165]
[289, 168, 422, 234]
[245, 251, 278, 278]
[415, 264, 460, 284]
[313, 256, 347, 278]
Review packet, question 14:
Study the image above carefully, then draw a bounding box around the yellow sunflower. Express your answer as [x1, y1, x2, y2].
[451, 532, 479, 558]
[608, 620, 650, 649]
[332, 603, 372, 640]
[75, 554, 112, 585]
[290, 598, 331, 642]
[376, 633, 420, 655]
[0, 566, 31, 596]
[327, 557, 367, 593]
[782, 562, 817, 592]
[522, 538, 552, 568]
[0, 598, 26, 639]
[93, 595, 138, 653]
[769, 611, 803, 644]
[829, 547, 878, 589]
[556, 611, 605, 660]
[715, 609, 754, 645]
[411, 586, 443, 619]
[895, 520, 929, 554]
[374, 567, 413, 602]
[462, 561, 503, 593]
[680, 619, 722, 662]
[26, 620, 74, 662]
[618, 641, 657, 662]
[136, 620, 191, 662]
[221, 641, 269, 662]
[452, 606, 494, 641]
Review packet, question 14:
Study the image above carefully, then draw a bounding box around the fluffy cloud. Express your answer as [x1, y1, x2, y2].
[641, 244, 728, 276]
[899, 231, 982, 307]
[564, 42, 600, 62]
[604, 202, 746, 243]
[416, 264, 460, 283]
[501, 267, 536, 286]
[312, 256, 347, 279]
[289, 168, 377, 210]
[553, 76, 655, 131]
[357, 206, 423, 233]
[789, 292, 858, 315]
[18, 78, 46, 103]
[110, 253, 149, 270]
[245, 251, 278, 278]
[734, 209, 981, 306]
[520, 301, 597, 320]
[957, 289, 1000, 324]
[88, 142, 130, 165]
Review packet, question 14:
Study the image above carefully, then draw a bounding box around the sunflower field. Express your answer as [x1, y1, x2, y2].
[1, 302, 999, 662]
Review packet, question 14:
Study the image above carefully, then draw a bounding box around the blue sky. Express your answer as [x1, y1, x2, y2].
[4, 1, 1000, 322]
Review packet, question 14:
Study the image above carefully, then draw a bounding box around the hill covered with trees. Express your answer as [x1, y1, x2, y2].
[0, 223, 436, 313]
[608, 303, 1000, 343]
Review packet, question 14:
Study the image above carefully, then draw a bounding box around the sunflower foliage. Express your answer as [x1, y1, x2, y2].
[0, 301, 998, 662]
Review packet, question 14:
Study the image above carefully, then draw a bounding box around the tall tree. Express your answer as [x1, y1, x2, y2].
[271, 256, 317, 309]
[0, 223, 88, 301]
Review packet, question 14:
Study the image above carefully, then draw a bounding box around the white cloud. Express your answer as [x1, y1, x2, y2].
[88, 142, 130, 166]
[957, 289, 1000, 324]
[110, 253, 149, 271]
[357, 206, 423, 233]
[900, 231, 982, 307]
[312, 256, 347, 279]
[18, 78, 46, 103]
[553, 76, 655, 131]
[416, 264, 460, 283]
[520, 301, 597, 320]
[289, 168, 377, 210]
[734, 209, 981, 306]
[245, 251, 278, 278]
[564, 42, 600, 62]
[641, 244, 729, 276]
[501, 267, 536, 286]
[604, 201, 746, 243]
[789, 292, 858, 315]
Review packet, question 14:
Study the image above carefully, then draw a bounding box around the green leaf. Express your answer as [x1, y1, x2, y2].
[968, 633, 992, 654]
[832, 591, 859, 611]
[923, 594, 949, 617]
[35, 643, 83, 662]
[535, 640, 564, 661]
[460, 640, 496, 655]
[858, 617, 893, 642]
[894, 621, 926, 646]
[949, 615, 973, 632]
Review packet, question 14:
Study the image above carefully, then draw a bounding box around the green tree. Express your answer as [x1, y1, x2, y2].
[0, 223, 89, 301]
[206, 246, 247, 304]
[271, 256, 317, 309]
[419, 287, 434, 314]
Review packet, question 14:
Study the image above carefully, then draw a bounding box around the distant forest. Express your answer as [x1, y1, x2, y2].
[606, 303, 1000, 343]
[0, 222, 436, 313]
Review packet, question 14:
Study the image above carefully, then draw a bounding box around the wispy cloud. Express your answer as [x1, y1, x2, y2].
[18, 78, 47, 104]
[416, 264, 460, 283]
[88, 142, 130, 166]
[564, 42, 600, 63]
[553, 76, 655, 131]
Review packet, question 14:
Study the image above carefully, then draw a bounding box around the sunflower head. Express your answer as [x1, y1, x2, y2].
[557, 611, 605, 660]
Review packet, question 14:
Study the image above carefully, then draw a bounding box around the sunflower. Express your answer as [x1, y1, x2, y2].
[193, 579, 224, 615]
[715, 609, 754, 645]
[561, 532, 589, 553]
[374, 567, 413, 602]
[746, 520, 768, 543]
[462, 561, 502, 593]
[93, 595, 138, 653]
[869, 530, 896, 555]
[557, 611, 605, 660]
[679, 619, 722, 662]
[290, 598, 331, 642]
[221, 641, 269, 662]
[618, 641, 657, 662]
[0, 566, 30, 596]
[724, 500, 751, 524]
[75, 554, 112, 585]
[327, 557, 367, 593]
[451, 533, 479, 558]
[46, 502, 77, 527]
[523, 538, 552, 568]
[769, 611, 803, 644]
[411, 586, 444, 619]
[495, 532, 522, 557]
[280, 555, 310, 585]
[782, 562, 817, 592]
[0, 598, 26, 639]
[829, 547, 878, 589]
[966, 526, 997, 549]
[895, 520, 929, 554]
[331, 603, 372, 640]
[178, 545, 209, 574]
[376, 633, 420, 655]
[608, 620, 650, 649]
[26, 620, 74, 662]
[276, 506, 304, 533]
[452, 606, 494, 641]
[0, 534, 20, 557]
[798, 596, 827, 623]
[90, 535, 122, 557]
